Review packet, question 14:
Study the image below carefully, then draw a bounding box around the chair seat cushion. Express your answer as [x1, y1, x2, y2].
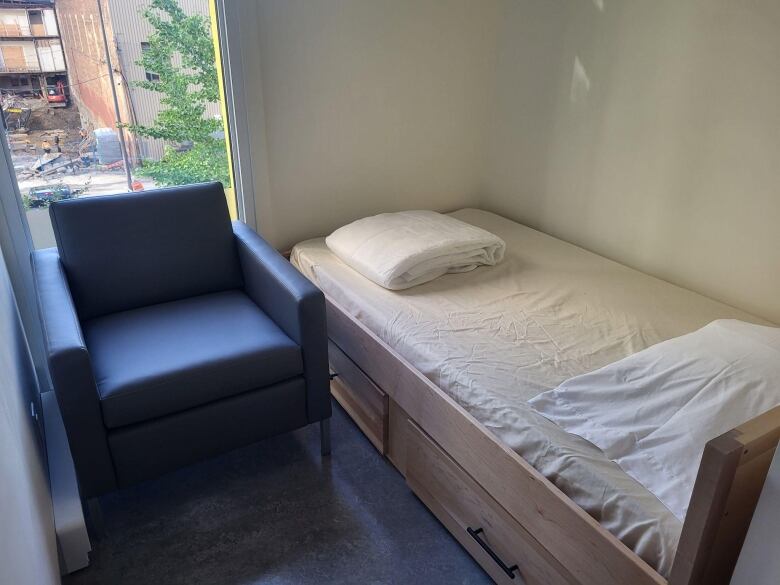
[83, 290, 303, 429]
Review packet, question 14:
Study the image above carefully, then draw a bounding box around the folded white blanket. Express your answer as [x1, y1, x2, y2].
[325, 210, 505, 289]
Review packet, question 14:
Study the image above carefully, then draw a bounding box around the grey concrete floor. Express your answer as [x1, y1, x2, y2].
[63, 401, 491, 585]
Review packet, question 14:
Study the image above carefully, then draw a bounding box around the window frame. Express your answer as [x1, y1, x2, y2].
[139, 41, 160, 83]
[213, 0, 256, 229]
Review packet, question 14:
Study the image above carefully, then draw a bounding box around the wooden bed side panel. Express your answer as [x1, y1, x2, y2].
[328, 340, 388, 453]
[387, 398, 411, 476]
[326, 298, 665, 585]
[670, 406, 780, 585]
[406, 420, 578, 585]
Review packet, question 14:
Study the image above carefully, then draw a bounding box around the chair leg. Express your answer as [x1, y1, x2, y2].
[320, 418, 331, 456]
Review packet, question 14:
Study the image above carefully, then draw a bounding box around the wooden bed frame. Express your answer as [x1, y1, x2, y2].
[325, 296, 780, 585]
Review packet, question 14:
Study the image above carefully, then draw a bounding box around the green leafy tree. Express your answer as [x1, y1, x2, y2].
[131, 0, 230, 187]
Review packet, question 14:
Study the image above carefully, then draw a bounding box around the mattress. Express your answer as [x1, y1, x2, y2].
[291, 209, 764, 577]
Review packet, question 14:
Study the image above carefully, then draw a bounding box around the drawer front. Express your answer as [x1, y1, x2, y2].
[328, 339, 388, 453]
[406, 421, 576, 585]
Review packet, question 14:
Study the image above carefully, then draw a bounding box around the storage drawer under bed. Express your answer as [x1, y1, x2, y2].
[405, 419, 577, 585]
[328, 339, 389, 453]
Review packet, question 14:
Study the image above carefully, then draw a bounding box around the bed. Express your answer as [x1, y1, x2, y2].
[291, 209, 780, 585]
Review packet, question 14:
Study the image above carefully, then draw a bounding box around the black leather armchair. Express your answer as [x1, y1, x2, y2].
[33, 182, 331, 498]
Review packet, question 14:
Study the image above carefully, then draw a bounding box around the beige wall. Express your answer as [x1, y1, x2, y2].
[239, 0, 499, 250]
[483, 0, 780, 323]
[238, 0, 779, 322]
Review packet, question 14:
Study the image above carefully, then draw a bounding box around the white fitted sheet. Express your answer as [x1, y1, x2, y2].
[291, 209, 766, 576]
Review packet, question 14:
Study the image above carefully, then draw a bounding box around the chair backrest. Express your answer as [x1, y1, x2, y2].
[49, 182, 243, 320]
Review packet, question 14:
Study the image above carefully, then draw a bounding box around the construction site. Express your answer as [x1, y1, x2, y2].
[1, 0, 223, 247]
[5, 95, 154, 194]
[4, 94, 156, 247]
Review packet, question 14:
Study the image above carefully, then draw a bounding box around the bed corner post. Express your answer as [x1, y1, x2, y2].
[669, 406, 780, 585]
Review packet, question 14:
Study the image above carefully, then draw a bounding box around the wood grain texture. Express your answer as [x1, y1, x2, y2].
[387, 398, 410, 476]
[406, 420, 577, 585]
[670, 406, 780, 585]
[326, 297, 665, 585]
[328, 340, 388, 453]
[326, 295, 778, 585]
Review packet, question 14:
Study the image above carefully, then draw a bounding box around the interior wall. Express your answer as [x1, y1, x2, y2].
[0, 246, 60, 585]
[236, 0, 779, 322]
[237, 0, 499, 250]
[483, 0, 780, 323]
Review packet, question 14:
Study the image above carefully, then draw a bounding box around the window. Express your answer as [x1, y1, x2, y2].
[28, 11, 45, 37]
[3, 0, 240, 249]
[140, 42, 159, 82]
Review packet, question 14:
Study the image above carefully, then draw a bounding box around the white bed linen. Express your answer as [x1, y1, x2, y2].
[291, 209, 767, 577]
[325, 210, 505, 290]
[530, 319, 780, 521]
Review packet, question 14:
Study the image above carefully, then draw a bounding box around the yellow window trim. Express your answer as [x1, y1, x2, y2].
[209, 0, 238, 220]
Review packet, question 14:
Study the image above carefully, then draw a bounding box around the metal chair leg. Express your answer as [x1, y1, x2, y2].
[320, 418, 331, 456]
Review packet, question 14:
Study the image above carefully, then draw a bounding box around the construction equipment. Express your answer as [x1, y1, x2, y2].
[45, 81, 68, 107]
[2, 94, 32, 131]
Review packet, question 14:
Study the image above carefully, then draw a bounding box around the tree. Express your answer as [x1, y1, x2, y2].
[131, 0, 230, 187]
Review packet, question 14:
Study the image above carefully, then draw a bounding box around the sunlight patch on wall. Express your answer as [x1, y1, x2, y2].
[570, 56, 591, 104]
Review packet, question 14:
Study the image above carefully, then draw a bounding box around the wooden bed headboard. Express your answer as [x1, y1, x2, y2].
[670, 406, 780, 585]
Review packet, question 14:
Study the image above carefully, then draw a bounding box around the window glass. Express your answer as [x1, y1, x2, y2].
[1, 0, 235, 249]
[140, 42, 160, 82]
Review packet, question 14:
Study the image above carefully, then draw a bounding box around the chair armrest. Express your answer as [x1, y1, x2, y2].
[233, 222, 331, 422]
[32, 248, 116, 496]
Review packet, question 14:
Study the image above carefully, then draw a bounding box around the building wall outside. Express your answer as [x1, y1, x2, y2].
[0, 40, 64, 72]
[55, 0, 139, 160]
[108, 0, 219, 161]
[0, 8, 34, 36]
[0, 40, 38, 70]
[35, 38, 65, 70]
[0, 73, 34, 91]
[0, 6, 59, 38]
[57, 0, 219, 163]
[0, 4, 64, 92]
[42, 6, 58, 35]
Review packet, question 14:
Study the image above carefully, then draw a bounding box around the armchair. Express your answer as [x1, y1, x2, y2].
[33, 182, 331, 498]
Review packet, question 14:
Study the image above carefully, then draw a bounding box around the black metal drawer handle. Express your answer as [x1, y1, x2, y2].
[467, 527, 520, 579]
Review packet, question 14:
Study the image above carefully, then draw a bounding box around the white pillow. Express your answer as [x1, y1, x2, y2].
[529, 319, 780, 520]
[325, 210, 505, 290]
